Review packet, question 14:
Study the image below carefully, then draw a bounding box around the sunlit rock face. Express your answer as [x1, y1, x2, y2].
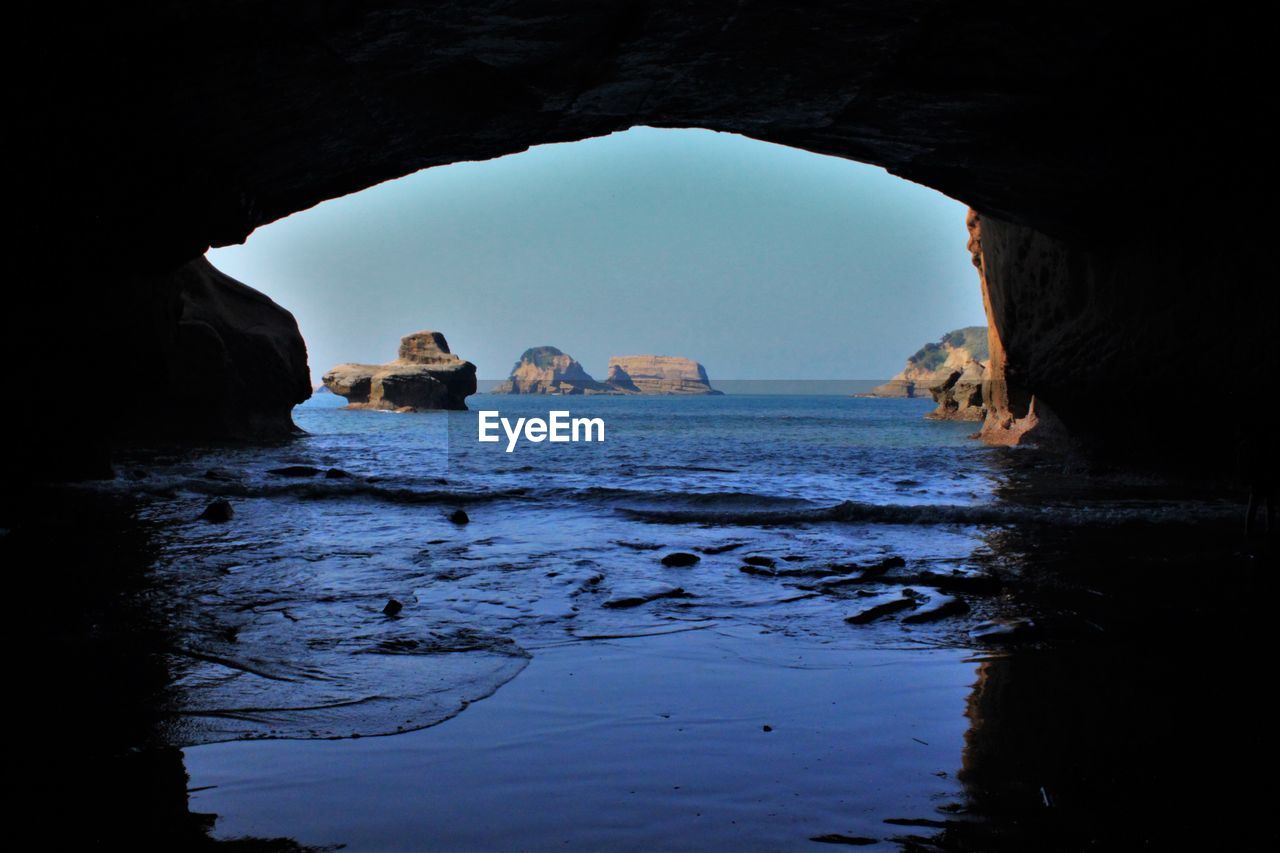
[322, 331, 477, 411]
[491, 347, 615, 395]
[872, 327, 989, 401]
[11, 3, 1270, 476]
[606, 356, 720, 395]
[927, 360, 987, 423]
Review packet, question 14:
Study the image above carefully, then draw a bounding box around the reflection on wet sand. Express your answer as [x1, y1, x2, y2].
[7, 489, 315, 851]
[7, 454, 1275, 849]
[937, 511, 1276, 850]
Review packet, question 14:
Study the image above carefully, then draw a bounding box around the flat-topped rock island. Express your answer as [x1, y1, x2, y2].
[605, 355, 721, 395]
[322, 330, 477, 411]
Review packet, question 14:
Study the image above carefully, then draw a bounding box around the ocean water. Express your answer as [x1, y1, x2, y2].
[66, 394, 1262, 848]
[99, 393, 1239, 748]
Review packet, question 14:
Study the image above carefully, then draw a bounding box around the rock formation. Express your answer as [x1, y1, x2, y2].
[872, 327, 989, 401]
[322, 331, 476, 411]
[105, 257, 312, 454]
[926, 359, 988, 422]
[491, 350, 720, 395]
[966, 210, 1068, 446]
[170, 258, 313, 437]
[490, 346, 614, 394]
[605, 356, 721, 395]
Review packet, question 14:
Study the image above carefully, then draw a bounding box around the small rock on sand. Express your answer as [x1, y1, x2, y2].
[449, 509, 470, 525]
[382, 599, 403, 617]
[603, 585, 690, 608]
[914, 568, 999, 594]
[325, 468, 352, 479]
[970, 618, 1037, 644]
[199, 498, 234, 522]
[743, 555, 776, 568]
[845, 590, 920, 624]
[660, 552, 700, 568]
[901, 592, 970, 623]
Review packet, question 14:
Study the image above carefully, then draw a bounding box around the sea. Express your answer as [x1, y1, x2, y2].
[84, 391, 1251, 849]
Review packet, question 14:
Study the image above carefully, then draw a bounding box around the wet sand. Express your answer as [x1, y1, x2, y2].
[186, 628, 974, 850]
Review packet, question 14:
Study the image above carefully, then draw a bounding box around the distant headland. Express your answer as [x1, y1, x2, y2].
[868, 326, 989, 421]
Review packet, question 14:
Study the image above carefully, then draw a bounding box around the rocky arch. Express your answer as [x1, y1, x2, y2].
[12, 2, 1271, 478]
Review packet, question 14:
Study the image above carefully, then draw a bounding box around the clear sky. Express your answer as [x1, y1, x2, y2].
[208, 127, 984, 384]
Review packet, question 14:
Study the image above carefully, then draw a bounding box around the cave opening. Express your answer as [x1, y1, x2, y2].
[9, 5, 1274, 849]
[205, 125, 988, 403]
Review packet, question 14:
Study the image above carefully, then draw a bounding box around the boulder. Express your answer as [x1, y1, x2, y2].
[322, 330, 476, 411]
[199, 498, 234, 523]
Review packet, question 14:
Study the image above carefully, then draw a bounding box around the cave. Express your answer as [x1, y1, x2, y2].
[8, 4, 1277, 850]
[11, 2, 1273, 480]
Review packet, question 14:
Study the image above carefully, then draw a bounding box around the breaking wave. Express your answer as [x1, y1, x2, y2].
[621, 498, 1242, 528]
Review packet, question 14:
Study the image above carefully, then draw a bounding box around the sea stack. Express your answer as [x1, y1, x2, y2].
[322, 330, 477, 411]
[490, 346, 615, 394]
[606, 356, 721, 395]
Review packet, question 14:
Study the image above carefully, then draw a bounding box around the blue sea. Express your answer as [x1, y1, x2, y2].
[88, 393, 1243, 849]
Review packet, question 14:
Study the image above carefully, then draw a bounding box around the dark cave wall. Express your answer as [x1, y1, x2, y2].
[20, 1, 1254, 256]
[9, 1, 1272, 477]
[11, 259, 310, 480]
[973, 210, 1273, 460]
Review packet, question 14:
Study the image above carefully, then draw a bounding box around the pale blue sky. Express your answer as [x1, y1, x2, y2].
[208, 127, 983, 383]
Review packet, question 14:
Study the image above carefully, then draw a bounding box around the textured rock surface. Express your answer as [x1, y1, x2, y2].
[22, 4, 1252, 255]
[927, 360, 987, 422]
[169, 258, 312, 437]
[968, 210, 1069, 447]
[491, 346, 614, 394]
[606, 356, 721, 395]
[11, 4, 1272, 476]
[105, 257, 311, 446]
[322, 331, 476, 411]
[872, 327, 988, 400]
